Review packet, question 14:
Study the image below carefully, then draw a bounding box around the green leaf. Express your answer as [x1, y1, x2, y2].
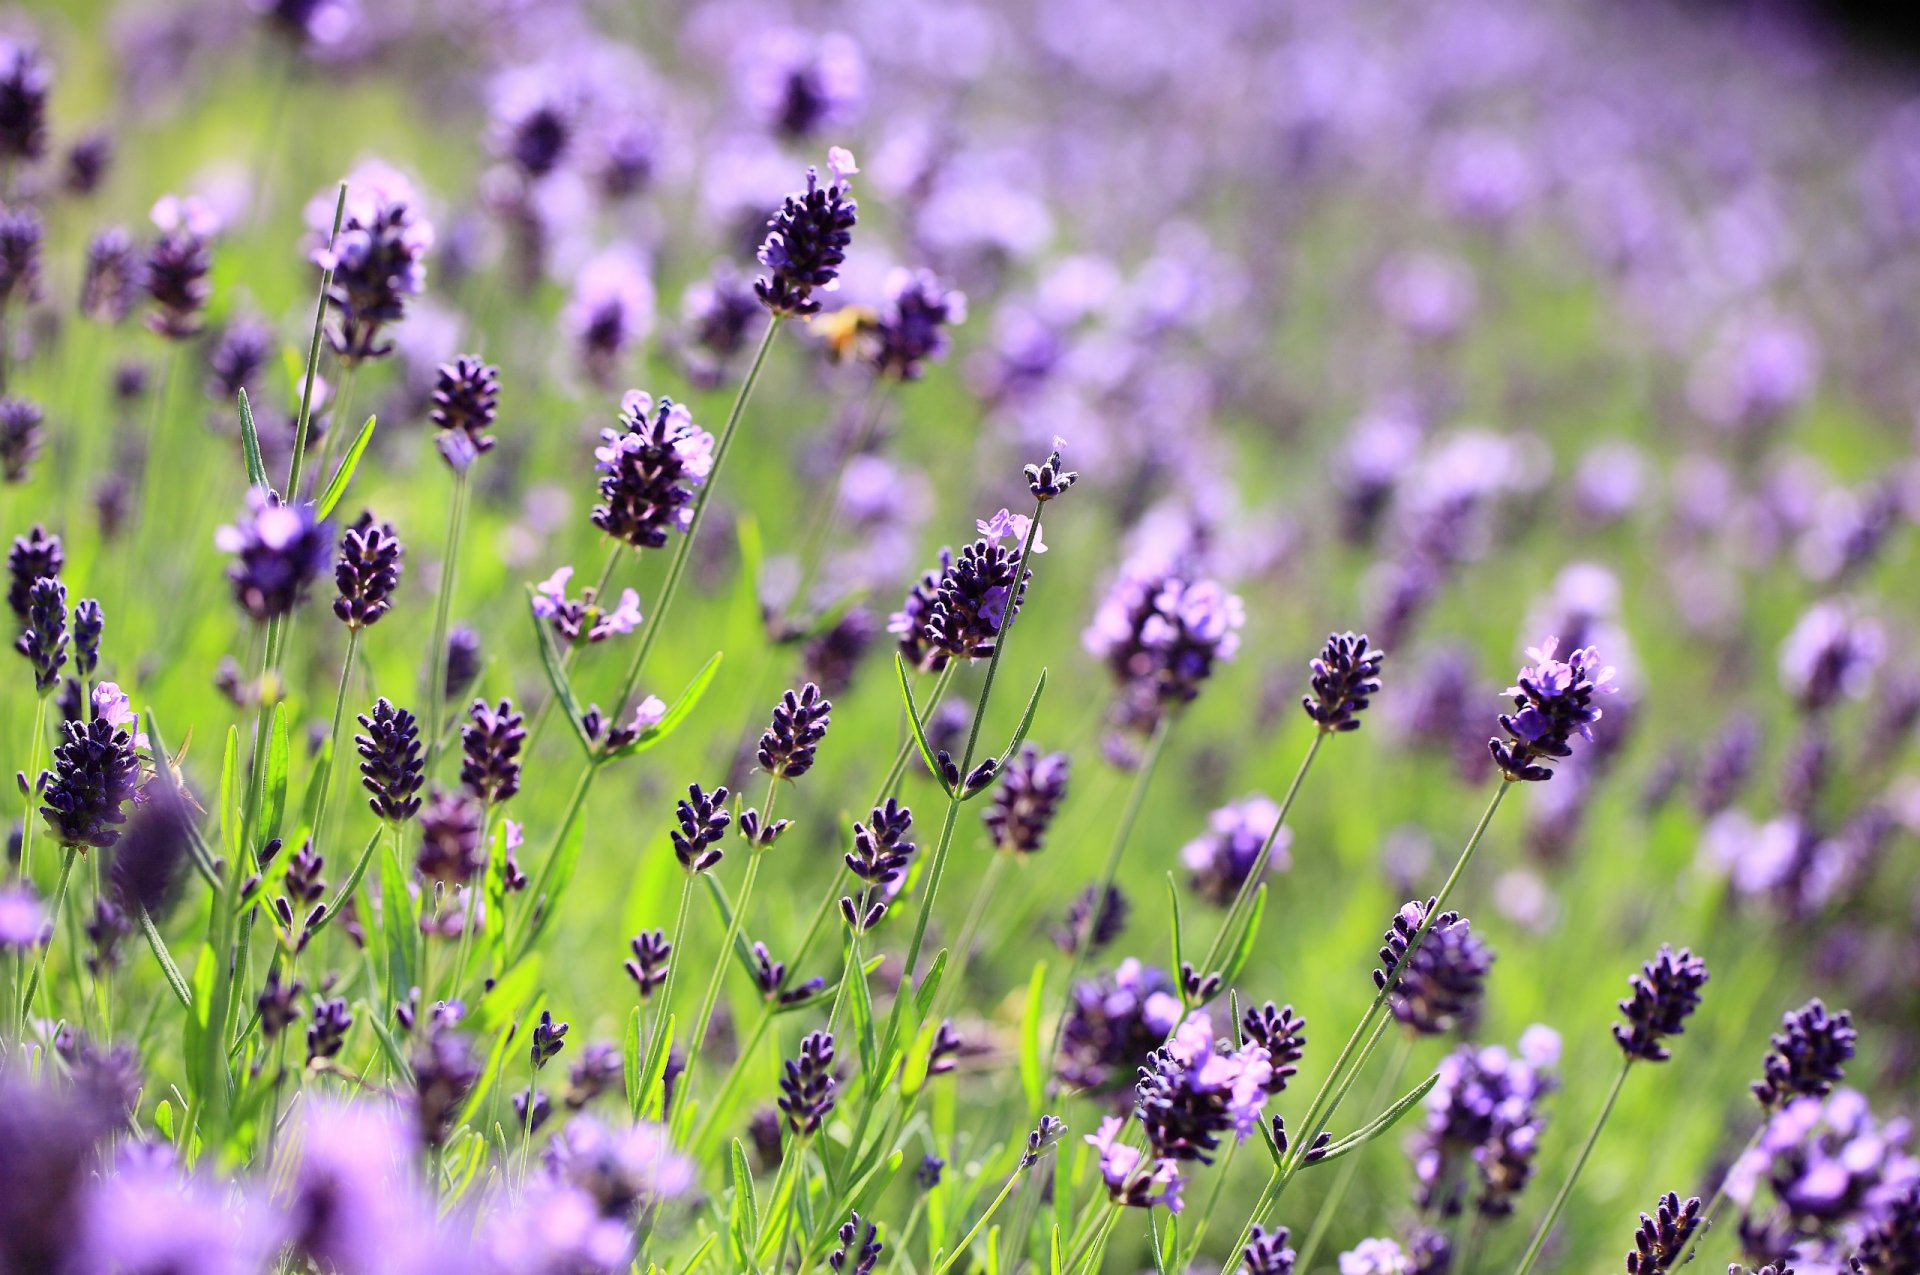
[913, 948, 950, 1025]
[848, 935, 879, 1095]
[376, 835, 416, 1010]
[526, 589, 594, 756]
[1166, 873, 1185, 987]
[308, 828, 381, 943]
[298, 738, 332, 842]
[471, 954, 542, 1036]
[154, 1099, 175, 1142]
[219, 726, 240, 863]
[182, 942, 217, 1102]
[637, 1014, 676, 1121]
[1018, 961, 1046, 1113]
[315, 414, 377, 519]
[237, 389, 268, 490]
[700, 873, 768, 980]
[262, 703, 290, 848]
[729, 1139, 760, 1265]
[623, 1007, 642, 1119]
[1311, 1070, 1442, 1166]
[1217, 884, 1268, 993]
[968, 668, 1047, 801]
[601, 651, 725, 760]
[512, 807, 588, 961]
[139, 906, 192, 1009]
[457, 991, 541, 1130]
[895, 654, 951, 795]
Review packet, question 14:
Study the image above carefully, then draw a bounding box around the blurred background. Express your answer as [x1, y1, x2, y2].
[5, 0, 1920, 1270]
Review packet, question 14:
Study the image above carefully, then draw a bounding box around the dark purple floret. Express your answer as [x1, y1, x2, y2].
[671, 782, 731, 873]
[758, 683, 832, 780]
[1057, 960, 1181, 1092]
[444, 625, 482, 700]
[217, 489, 334, 622]
[779, 1030, 837, 1135]
[63, 131, 111, 196]
[257, 966, 304, 1038]
[1056, 883, 1129, 955]
[513, 1087, 552, 1134]
[755, 158, 858, 318]
[1613, 945, 1710, 1063]
[271, 840, 327, 948]
[70, 599, 102, 680]
[205, 317, 275, 401]
[680, 261, 764, 388]
[430, 355, 499, 469]
[911, 527, 1034, 667]
[0, 204, 42, 305]
[7, 523, 62, 625]
[1856, 1183, 1920, 1274]
[625, 930, 671, 999]
[1625, 1191, 1702, 1275]
[416, 788, 484, 885]
[1753, 999, 1855, 1110]
[80, 228, 140, 324]
[1243, 1225, 1297, 1275]
[355, 697, 424, 822]
[144, 223, 211, 339]
[1303, 631, 1386, 732]
[1695, 713, 1760, 816]
[1241, 1002, 1307, 1096]
[891, 549, 951, 671]
[1491, 638, 1616, 782]
[40, 715, 140, 851]
[802, 605, 877, 697]
[412, 1024, 481, 1149]
[983, 745, 1069, 854]
[564, 1041, 622, 1109]
[592, 393, 714, 550]
[829, 1212, 881, 1275]
[0, 42, 50, 162]
[1025, 440, 1078, 503]
[460, 697, 525, 806]
[333, 515, 403, 629]
[870, 268, 966, 381]
[1135, 1014, 1271, 1164]
[1387, 909, 1493, 1036]
[319, 193, 430, 363]
[0, 396, 42, 483]
[307, 996, 351, 1061]
[15, 575, 66, 693]
[841, 799, 914, 932]
[530, 1009, 568, 1069]
[916, 1154, 944, 1187]
[926, 1020, 964, 1078]
[104, 785, 191, 921]
[1023, 1114, 1066, 1168]
[499, 100, 571, 181]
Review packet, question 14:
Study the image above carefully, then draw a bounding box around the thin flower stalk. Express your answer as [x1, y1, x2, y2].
[1512, 1055, 1634, 1275]
[423, 469, 469, 776]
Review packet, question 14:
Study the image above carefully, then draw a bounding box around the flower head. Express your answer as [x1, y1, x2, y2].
[1613, 945, 1709, 1063]
[870, 268, 966, 381]
[1057, 958, 1183, 1092]
[0, 41, 49, 162]
[1304, 631, 1386, 732]
[40, 715, 141, 851]
[1490, 638, 1616, 782]
[779, 1030, 837, 1135]
[1136, 1010, 1272, 1164]
[829, 1212, 881, 1275]
[1753, 999, 1855, 1110]
[1086, 1116, 1185, 1212]
[567, 250, 654, 387]
[0, 396, 43, 483]
[355, 697, 424, 823]
[460, 698, 525, 806]
[758, 683, 832, 780]
[14, 574, 66, 694]
[416, 788, 485, 885]
[670, 783, 731, 873]
[312, 166, 433, 362]
[430, 355, 499, 469]
[143, 212, 211, 340]
[216, 488, 334, 622]
[591, 393, 714, 550]
[1182, 795, 1288, 906]
[1385, 905, 1493, 1037]
[531, 565, 643, 645]
[983, 745, 1069, 854]
[755, 154, 858, 317]
[7, 524, 61, 626]
[333, 516, 403, 629]
[1086, 559, 1245, 736]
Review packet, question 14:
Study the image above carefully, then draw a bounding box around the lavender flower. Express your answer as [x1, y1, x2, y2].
[870, 268, 966, 381]
[1625, 1192, 1702, 1275]
[0, 41, 49, 162]
[63, 131, 110, 196]
[416, 788, 485, 885]
[803, 606, 877, 697]
[1303, 632, 1386, 733]
[1137, 1010, 1272, 1163]
[430, 355, 499, 470]
[779, 1030, 836, 1135]
[752, 941, 823, 1005]
[592, 393, 715, 550]
[1243, 1226, 1297, 1275]
[899, 510, 1041, 668]
[1614, 945, 1710, 1063]
[14, 575, 66, 693]
[216, 488, 334, 622]
[0, 397, 42, 483]
[205, 317, 275, 401]
[40, 715, 140, 850]
[983, 745, 1069, 854]
[671, 783, 731, 873]
[307, 996, 352, 1061]
[460, 698, 525, 806]
[1341, 1237, 1413, 1275]
[1025, 439, 1078, 503]
[355, 698, 424, 823]
[1779, 603, 1884, 713]
[1241, 1002, 1308, 1096]
[625, 930, 671, 999]
[841, 799, 914, 932]
[1753, 999, 1855, 1110]
[444, 625, 482, 700]
[1857, 1183, 1920, 1273]
[756, 150, 859, 318]
[829, 1212, 881, 1275]
[313, 169, 434, 362]
[333, 516, 403, 629]
[1490, 638, 1616, 782]
[1387, 907, 1493, 1036]
[80, 228, 140, 324]
[744, 32, 866, 139]
[258, 966, 303, 1038]
[1055, 883, 1127, 954]
[1086, 1115, 1185, 1212]
[105, 785, 192, 922]
[1085, 559, 1245, 733]
[1411, 1031, 1559, 1218]
[0, 882, 47, 950]
[7, 524, 60, 626]
[143, 202, 212, 339]
[530, 1010, 569, 1069]
[564, 1042, 623, 1110]
[1057, 958, 1182, 1092]
[757, 683, 832, 780]
[0, 204, 42, 305]
[412, 1024, 481, 1149]
[1182, 795, 1289, 906]
[566, 250, 654, 387]
[680, 261, 763, 388]
[531, 565, 642, 646]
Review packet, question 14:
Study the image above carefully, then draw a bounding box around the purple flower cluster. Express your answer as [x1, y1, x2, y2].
[1490, 638, 1617, 783]
[755, 150, 858, 318]
[591, 393, 715, 551]
[216, 489, 334, 623]
[1084, 554, 1245, 739]
[312, 166, 434, 362]
[1181, 794, 1288, 906]
[1409, 1028, 1560, 1219]
[982, 744, 1069, 854]
[1056, 957, 1182, 1092]
[1135, 1010, 1272, 1164]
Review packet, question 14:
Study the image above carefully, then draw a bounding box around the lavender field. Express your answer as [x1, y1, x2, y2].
[1, 0, 1917, 1272]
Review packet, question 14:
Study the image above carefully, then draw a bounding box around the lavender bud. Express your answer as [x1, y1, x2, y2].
[70, 599, 102, 679]
[592, 393, 715, 550]
[1023, 1115, 1066, 1168]
[0, 42, 50, 163]
[63, 131, 111, 196]
[144, 221, 211, 340]
[1242, 1225, 1297, 1275]
[460, 698, 525, 806]
[105, 785, 191, 921]
[216, 488, 334, 622]
[14, 576, 66, 694]
[625, 930, 671, 998]
[1054, 883, 1127, 954]
[928, 1020, 963, 1076]
[1856, 1184, 1920, 1274]
[1489, 638, 1616, 783]
[828, 1212, 881, 1275]
[333, 516, 404, 629]
[355, 698, 424, 823]
[756, 153, 858, 318]
[1136, 1011, 1273, 1164]
[318, 183, 431, 363]
[916, 1155, 944, 1188]
[205, 317, 275, 401]
[443, 625, 482, 700]
[0, 204, 42, 305]
[1302, 631, 1385, 733]
[80, 227, 139, 324]
[0, 397, 43, 483]
[671, 783, 731, 872]
[870, 268, 966, 381]
[6, 523, 61, 626]
[307, 997, 352, 1062]
[983, 745, 1069, 854]
[1613, 945, 1709, 1063]
[1624, 1191, 1701, 1275]
[563, 1041, 622, 1110]
[416, 788, 485, 885]
[1241, 1003, 1307, 1096]
[922, 533, 1031, 663]
[40, 715, 139, 850]
[1752, 999, 1854, 1109]
[757, 683, 832, 780]
[257, 966, 304, 1038]
[530, 1009, 569, 1069]
[679, 261, 763, 388]
[430, 355, 499, 468]
[779, 1030, 837, 1135]
[512, 1087, 552, 1134]
[1386, 908, 1493, 1036]
[1025, 439, 1078, 503]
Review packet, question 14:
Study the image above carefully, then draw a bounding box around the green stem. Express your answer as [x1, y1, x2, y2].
[1292, 1032, 1416, 1272]
[287, 183, 347, 501]
[1192, 729, 1325, 983]
[690, 1000, 776, 1159]
[19, 846, 77, 1019]
[648, 871, 698, 1098]
[17, 695, 46, 881]
[308, 629, 361, 863]
[934, 1164, 1028, 1275]
[424, 469, 470, 776]
[1512, 1056, 1634, 1275]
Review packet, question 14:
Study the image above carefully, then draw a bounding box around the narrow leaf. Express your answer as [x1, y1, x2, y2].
[219, 726, 240, 863]
[308, 828, 381, 943]
[623, 1007, 643, 1119]
[602, 651, 724, 759]
[237, 389, 268, 490]
[527, 590, 594, 756]
[848, 934, 879, 1094]
[984, 668, 1048, 782]
[1166, 873, 1185, 983]
[912, 948, 950, 1025]
[262, 703, 290, 848]
[377, 835, 416, 1009]
[1313, 1071, 1442, 1166]
[729, 1139, 760, 1263]
[1218, 884, 1268, 992]
[895, 654, 951, 795]
[315, 414, 377, 519]
[1018, 961, 1046, 1112]
[139, 906, 192, 1009]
